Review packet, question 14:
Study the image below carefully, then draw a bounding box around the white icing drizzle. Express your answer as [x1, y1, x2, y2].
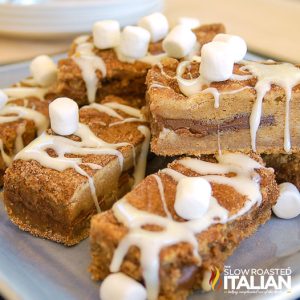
[138, 53, 168, 66]
[0, 106, 48, 134]
[240, 61, 300, 152]
[152, 174, 172, 219]
[173, 59, 300, 152]
[157, 62, 177, 80]
[3, 87, 48, 100]
[86, 102, 145, 127]
[115, 46, 167, 66]
[148, 82, 172, 91]
[72, 42, 106, 104]
[15, 123, 26, 154]
[0, 103, 48, 166]
[19, 78, 39, 87]
[110, 153, 264, 299]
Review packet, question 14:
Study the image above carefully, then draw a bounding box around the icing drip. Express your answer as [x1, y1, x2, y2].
[15, 123, 26, 154]
[152, 174, 172, 219]
[138, 53, 168, 65]
[240, 61, 300, 152]
[174, 59, 300, 152]
[87, 102, 145, 127]
[3, 87, 48, 100]
[73, 42, 106, 104]
[115, 47, 167, 66]
[110, 153, 263, 299]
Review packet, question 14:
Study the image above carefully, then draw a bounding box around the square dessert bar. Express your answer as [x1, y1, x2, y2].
[0, 87, 50, 186]
[54, 24, 225, 107]
[146, 58, 300, 156]
[89, 153, 278, 299]
[262, 153, 300, 189]
[4, 95, 150, 246]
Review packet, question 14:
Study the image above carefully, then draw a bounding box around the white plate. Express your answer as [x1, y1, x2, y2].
[0, 0, 163, 38]
[0, 58, 300, 300]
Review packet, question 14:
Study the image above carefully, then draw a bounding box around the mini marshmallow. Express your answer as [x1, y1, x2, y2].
[100, 273, 147, 300]
[119, 26, 151, 59]
[0, 90, 8, 110]
[30, 55, 57, 87]
[162, 25, 196, 59]
[177, 17, 201, 29]
[272, 182, 300, 219]
[213, 33, 247, 62]
[49, 97, 79, 136]
[200, 41, 234, 82]
[175, 177, 211, 220]
[138, 12, 169, 43]
[93, 20, 120, 50]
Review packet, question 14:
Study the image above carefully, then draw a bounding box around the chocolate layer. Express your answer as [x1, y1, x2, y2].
[157, 114, 275, 137]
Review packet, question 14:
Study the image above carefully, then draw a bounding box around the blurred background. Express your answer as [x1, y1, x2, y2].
[0, 0, 299, 65]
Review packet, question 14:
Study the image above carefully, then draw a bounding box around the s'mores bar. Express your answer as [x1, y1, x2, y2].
[54, 19, 225, 107]
[0, 86, 51, 186]
[90, 153, 278, 300]
[146, 41, 300, 156]
[4, 95, 150, 246]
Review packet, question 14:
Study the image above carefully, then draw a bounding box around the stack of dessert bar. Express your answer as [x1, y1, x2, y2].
[3, 15, 225, 246]
[2, 11, 300, 300]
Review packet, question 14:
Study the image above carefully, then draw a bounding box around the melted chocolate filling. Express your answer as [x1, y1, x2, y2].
[158, 114, 275, 137]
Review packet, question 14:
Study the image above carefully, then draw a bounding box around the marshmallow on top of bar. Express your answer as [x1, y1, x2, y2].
[93, 20, 120, 50]
[162, 25, 197, 59]
[119, 26, 151, 59]
[91, 13, 201, 60]
[200, 34, 247, 82]
[175, 177, 211, 220]
[49, 97, 79, 136]
[30, 55, 57, 87]
[138, 12, 169, 43]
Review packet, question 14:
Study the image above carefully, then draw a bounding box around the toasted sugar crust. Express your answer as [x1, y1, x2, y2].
[89, 155, 278, 299]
